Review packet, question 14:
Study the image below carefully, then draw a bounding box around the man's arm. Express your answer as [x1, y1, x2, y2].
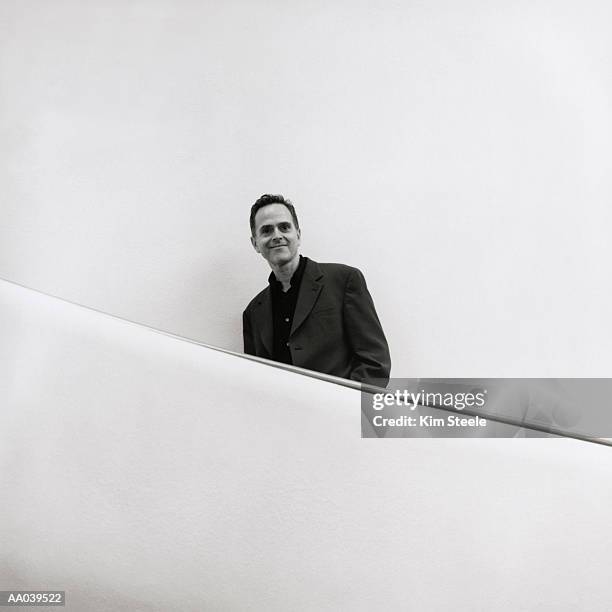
[343, 268, 391, 386]
[243, 310, 256, 355]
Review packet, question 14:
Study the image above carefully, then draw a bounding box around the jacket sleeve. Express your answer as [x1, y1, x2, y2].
[342, 268, 391, 386]
[243, 309, 256, 355]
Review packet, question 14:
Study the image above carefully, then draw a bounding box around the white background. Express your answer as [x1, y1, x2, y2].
[1, 0, 611, 376]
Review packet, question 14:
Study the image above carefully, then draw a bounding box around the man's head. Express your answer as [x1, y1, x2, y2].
[250, 194, 301, 268]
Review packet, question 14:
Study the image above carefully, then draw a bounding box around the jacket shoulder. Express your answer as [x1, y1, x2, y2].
[313, 261, 362, 280]
[244, 285, 269, 314]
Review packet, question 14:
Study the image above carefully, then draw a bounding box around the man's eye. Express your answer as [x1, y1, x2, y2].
[279, 224, 290, 231]
[260, 227, 271, 234]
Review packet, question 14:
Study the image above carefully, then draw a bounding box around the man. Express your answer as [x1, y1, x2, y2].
[243, 194, 391, 386]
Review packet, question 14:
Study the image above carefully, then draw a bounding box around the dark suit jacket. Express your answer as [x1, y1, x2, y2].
[243, 259, 391, 385]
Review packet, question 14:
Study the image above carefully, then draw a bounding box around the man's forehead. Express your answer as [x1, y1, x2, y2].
[254, 204, 293, 227]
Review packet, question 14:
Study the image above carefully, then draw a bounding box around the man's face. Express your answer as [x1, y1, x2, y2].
[251, 203, 301, 267]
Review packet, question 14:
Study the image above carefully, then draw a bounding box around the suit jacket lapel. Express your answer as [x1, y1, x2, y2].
[253, 289, 274, 356]
[291, 259, 323, 337]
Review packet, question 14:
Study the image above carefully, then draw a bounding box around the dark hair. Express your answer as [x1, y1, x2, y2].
[250, 194, 300, 236]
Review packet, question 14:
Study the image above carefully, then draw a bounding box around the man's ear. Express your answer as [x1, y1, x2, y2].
[250, 235, 260, 253]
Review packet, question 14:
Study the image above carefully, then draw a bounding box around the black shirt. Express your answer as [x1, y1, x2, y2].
[269, 255, 308, 364]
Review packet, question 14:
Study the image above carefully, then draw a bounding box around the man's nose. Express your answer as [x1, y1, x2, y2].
[271, 227, 283, 241]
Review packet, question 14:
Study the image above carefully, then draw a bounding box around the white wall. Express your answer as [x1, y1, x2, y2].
[1, 0, 611, 377]
[1, 279, 612, 611]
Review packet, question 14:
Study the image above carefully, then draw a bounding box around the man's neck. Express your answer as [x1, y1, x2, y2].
[271, 255, 300, 292]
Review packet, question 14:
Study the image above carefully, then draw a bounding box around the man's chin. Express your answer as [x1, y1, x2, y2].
[267, 252, 294, 267]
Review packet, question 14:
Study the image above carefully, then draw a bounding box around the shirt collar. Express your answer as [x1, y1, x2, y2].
[268, 255, 307, 290]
